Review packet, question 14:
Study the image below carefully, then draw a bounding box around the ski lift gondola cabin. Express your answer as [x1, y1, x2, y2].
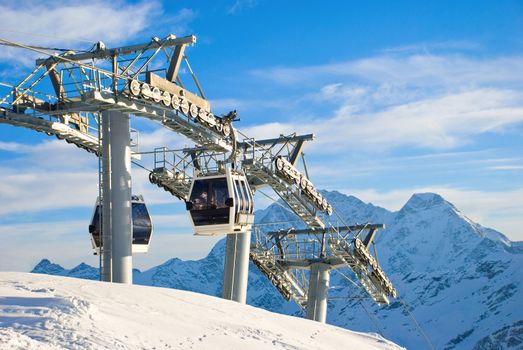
[88, 195, 153, 254]
[186, 169, 254, 235]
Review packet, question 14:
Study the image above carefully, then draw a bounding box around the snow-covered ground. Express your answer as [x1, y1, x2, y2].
[0, 273, 404, 350]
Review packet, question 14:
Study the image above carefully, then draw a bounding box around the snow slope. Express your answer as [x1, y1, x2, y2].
[0, 272, 403, 350]
[31, 191, 523, 349]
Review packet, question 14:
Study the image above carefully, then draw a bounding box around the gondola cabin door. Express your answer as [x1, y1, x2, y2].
[186, 168, 254, 235]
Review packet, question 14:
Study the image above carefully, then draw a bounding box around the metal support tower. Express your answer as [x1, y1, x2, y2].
[222, 234, 236, 300]
[250, 224, 396, 324]
[0, 35, 398, 316]
[306, 262, 331, 323]
[222, 230, 252, 303]
[232, 230, 251, 303]
[101, 112, 112, 282]
[106, 110, 133, 284]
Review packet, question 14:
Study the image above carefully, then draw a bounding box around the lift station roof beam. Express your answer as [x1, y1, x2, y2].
[35, 35, 197, 65]
[266, 224, 386, 238]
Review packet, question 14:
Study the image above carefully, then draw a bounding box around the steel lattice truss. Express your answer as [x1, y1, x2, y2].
[0, 34, 397, 309]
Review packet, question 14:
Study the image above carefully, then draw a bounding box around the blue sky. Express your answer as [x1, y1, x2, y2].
[0, 0, 522, 271]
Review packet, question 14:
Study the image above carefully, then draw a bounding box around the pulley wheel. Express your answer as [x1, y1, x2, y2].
[300, 177, 308, 190]
[161, 91, 171, 107]
[215, 119, 223, 133]
[171, 95, 180, 110]
[180, 98, 189, 115]
[140, 83, 151, 99]
[130, 80, 141, 96]
[152, 87, 162, 103]
[189, 103, 199, 119]
[275, 157, 285, 171]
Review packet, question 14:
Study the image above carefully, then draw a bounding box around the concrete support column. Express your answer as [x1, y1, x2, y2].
[107, 110, 133, 284]
[222, 234, 237, 300]
[101, 111, 112, 282]
[232, 230, 251, 303]
[306, 263, 331, 323]
[222, 230, 251, 304]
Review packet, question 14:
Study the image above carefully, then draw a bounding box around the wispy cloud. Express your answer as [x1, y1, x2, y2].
[0, 135, 187, 218]
[0, 220, 97, 272]
[486, 165, 523, 171]
[0, 166, 97, 215]
[251, 53, 523, 88]
[0, 0, 156, 44]
[380, 41, 482, 54]
[244, 51, 523, 152]
[243, 88, 523, 151]
[0, 1, 196, 68]
[228, 0, 258, 14]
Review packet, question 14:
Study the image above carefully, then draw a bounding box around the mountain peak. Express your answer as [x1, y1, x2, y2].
[402, 192, 455, 212]
[72, 262, 91, 270]
[31, 259, 65, 275]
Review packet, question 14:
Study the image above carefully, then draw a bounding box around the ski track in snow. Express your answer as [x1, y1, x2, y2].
[0, 272, 404, 350]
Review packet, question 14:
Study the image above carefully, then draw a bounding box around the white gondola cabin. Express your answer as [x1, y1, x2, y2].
[88, 195, 153, 254]
[186, 168, 254, 235]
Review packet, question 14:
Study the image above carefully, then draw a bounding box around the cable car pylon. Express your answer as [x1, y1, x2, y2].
[0, 34, 398, 316]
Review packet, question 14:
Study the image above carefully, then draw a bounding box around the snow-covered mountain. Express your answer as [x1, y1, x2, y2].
[0, 272, 403, 350]
[32, 191, 523, 350]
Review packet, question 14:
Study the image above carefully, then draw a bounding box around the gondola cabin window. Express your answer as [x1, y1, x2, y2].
[189, 178, 230, 225]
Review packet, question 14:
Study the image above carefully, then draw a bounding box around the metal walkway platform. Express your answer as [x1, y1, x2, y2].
[0, 108, 99, 154]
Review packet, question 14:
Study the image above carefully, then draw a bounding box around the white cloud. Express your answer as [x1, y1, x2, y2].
[380, 40, 482, 54]
[0, 1, 196, 67]
[0, 166, 97, 215]
[0, 135, 188, 217]
[209, 98, 245, 112]
[0, 140, 31, 152]
[135, 127, 191, 152]
[242, 51, 523, 152]
[228, 0, 258, 14]
[0, 220, 98, 272]
[0, 0, 155, 45]
[251, 54, 523, 88]
[486, 165, 523, 171]
[0, 208, 213, 272]
[243, 88, 523, 151]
